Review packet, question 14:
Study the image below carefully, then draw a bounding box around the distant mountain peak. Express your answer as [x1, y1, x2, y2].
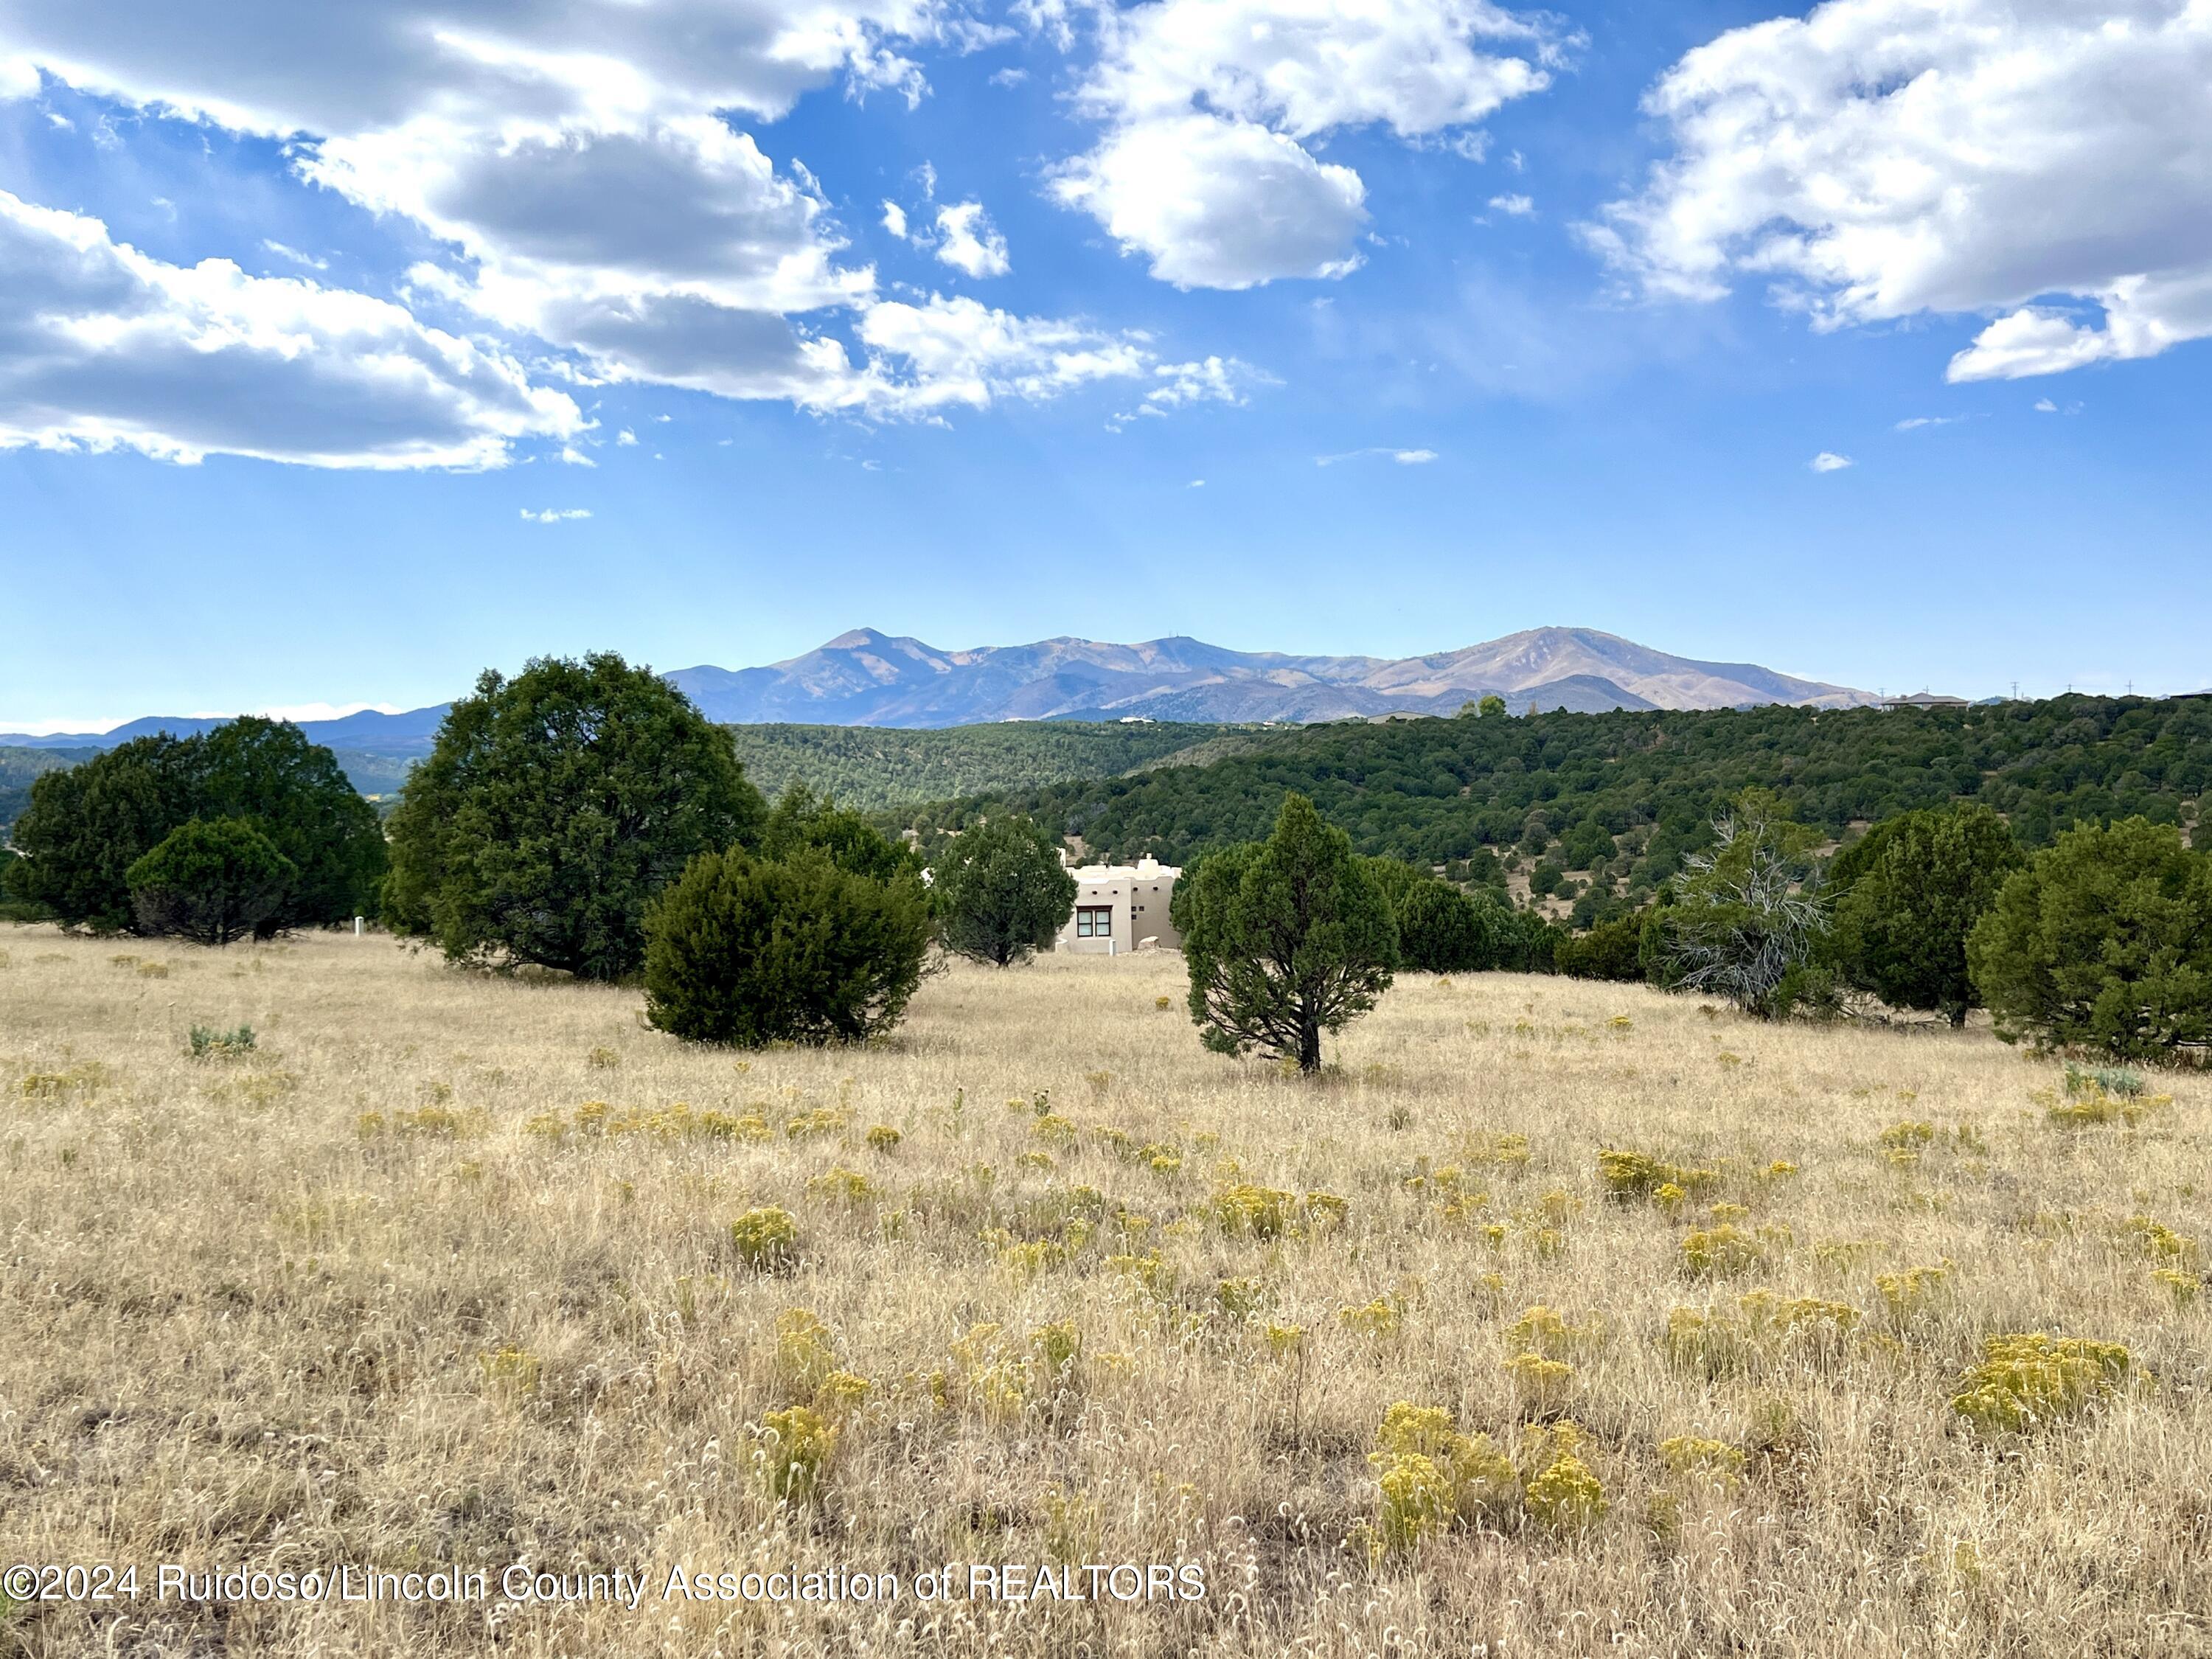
[666, 627, 1875, 727]
[2, 627, 1879, 754]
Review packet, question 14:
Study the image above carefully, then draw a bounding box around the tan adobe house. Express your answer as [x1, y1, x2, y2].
[1054, 855, 1181, 954]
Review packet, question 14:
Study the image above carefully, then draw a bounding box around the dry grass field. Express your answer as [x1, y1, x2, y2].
[2, 924, 2208, 1658]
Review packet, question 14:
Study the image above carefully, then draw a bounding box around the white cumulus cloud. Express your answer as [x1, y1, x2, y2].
[0, 189, 581, 468]
[0, 0, 1217, 431]
[1809, 451, 1853, 473]
[1043, 0, 1563, 289]
[1587, 0, 2212, 382]
[1486, 193, 1533, 217]
[521, 507, 593, 523]
[932, 201, 1009, 278]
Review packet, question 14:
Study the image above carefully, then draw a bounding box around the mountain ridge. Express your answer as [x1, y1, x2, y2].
[0, 625, 1878, 751]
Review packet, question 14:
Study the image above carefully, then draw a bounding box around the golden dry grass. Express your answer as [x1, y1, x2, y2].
[1, 925, 2208, 1658]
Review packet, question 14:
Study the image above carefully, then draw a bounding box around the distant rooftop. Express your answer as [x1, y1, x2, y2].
[1878, 692, 1972, 709]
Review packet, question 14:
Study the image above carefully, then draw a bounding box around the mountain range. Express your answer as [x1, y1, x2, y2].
[0, 627, 1877, 753]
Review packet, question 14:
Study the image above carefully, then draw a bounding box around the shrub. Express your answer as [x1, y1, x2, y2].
[1520, 1427, 1607, 1531]
[643, 846, 931, 1046]
[187, 1023, 256, 1059]
[753, 1405, 836, 1503]
[1658, 1436, 1745, 1489]
[731, 1206, 800, 1270]
[1680, 1223, 1765, 1278]
[1367, 1402, 1517, 1551]
[127, 818, 296, 946]
[1967, 817, 2212, 1058]
[1950, 1334, 2134, 1434]
[930, 814, 1077, 967]
[383, 652, 766, 981]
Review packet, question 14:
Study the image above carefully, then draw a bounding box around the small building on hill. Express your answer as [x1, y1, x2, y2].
[1879, 691, 1971, 710]
[1054, 855, 1181, 955]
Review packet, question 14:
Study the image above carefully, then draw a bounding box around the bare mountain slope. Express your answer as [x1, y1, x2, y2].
[664, 627, 1871, 726]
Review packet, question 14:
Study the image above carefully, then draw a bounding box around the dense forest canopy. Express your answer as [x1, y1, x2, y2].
[891, 696, 2212, 894]
[718, 720, 1250, 812]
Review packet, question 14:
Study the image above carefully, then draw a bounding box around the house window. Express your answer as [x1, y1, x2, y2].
[1076, 905, 1113, 938]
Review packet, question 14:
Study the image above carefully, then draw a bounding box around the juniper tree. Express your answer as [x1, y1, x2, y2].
[1179, 793, 1398, 1072]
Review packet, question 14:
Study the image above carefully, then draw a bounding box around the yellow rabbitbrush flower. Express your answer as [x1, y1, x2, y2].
[2045, 1088, 2171, 1130]
[730, 1206, 799, 1271]
[358, 1105, 486, 1139]
[2152, 1267, 2200, 1304]
[785, 1105, 850, 1139]
[1658, 1434, 1745, 1490]
[1508, 1304, 1606, 1360]
[2123, 1215, 2198, 1263]
[1507, 1350, 1576, 1410]
[1518, 1423, 1607, 1531]
[1951, 1334, 2136, 1435]
[1338, 1295, 1405, 1339]
[1876, 1262, 1953, 1320]
[1599, 1148, 1721, 1204]
[1735, 1290, 1862, 1340]
[753, 1405, 835, 1503]
[1213, 1183, 1295, 1237]
[774, 1308, 838, 1386]
[1368, 1402, 1517, 1551]
[806, 1165, 876, 1206]
[1680, 1223, 1767, 1278]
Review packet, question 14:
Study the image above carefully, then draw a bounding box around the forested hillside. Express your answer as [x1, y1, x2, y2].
[0, 747, 99, 831]
[896, 695, 2212, 896]
[720, 720, 1246, 811]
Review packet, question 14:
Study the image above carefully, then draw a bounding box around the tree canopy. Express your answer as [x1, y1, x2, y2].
[1827, 803, 2023, 1025]
[1967, 817, 2212, 1059]
[1178, 793, 1399, 1072]
[891, 695, 2212, 907]
[127, 817, 296, 946]
[382, 653, 766, 980]
[4, 721, 383, 934]
[931, 814, 1078, 967]
[643, 845, 931, 1046]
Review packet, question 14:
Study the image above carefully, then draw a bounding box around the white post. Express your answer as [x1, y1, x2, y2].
[354, 915, 364, 937]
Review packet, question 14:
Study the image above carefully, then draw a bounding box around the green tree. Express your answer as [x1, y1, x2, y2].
[1491, 899, 1563, 974]
[759, 784, 918, 882]
[1828, 804, 2023, 1025]
[1658, 791, 1826, 1017]
[1554, 911, 1646, 981]
[1395, 880, 1495, 973]
[1360, 857, 1431, 915]
[1179, 793, 1398, 1072]
[1966, 817, 2212, 1058]
[1478, 695, 1509, 718]
[4, 736, 198, 931]
[642, 846, 931, 1045]
[126, 818, 296, 946]
[195, 717, 387, 933]
[383, 653, 766, 981]
[2, 723, 382, 936]
[931, 815, 1077, 967]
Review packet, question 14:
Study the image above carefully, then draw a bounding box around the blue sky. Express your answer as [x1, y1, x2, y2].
[2, 0, 2208, 730]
